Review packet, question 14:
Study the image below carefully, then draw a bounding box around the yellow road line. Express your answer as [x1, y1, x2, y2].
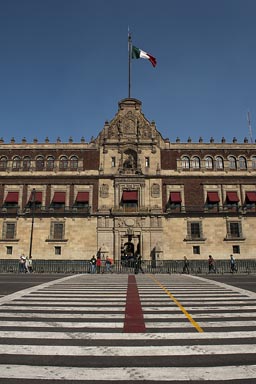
[149, 275, 204, 333]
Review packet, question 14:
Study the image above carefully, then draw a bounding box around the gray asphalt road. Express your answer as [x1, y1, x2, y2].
[0, 273, 69, 296]
[202, 273, 256, 293]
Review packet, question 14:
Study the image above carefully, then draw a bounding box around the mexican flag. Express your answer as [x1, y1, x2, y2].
[132, 45, 157, 67]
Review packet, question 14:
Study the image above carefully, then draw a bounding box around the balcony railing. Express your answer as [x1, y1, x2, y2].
[1, 204, 256, 217]
[0, 205, 91, 216]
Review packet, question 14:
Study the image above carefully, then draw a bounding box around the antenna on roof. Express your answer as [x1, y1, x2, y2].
[247, 110, 253, 143]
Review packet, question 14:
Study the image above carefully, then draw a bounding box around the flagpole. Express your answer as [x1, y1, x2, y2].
[128, 31, 132, 98]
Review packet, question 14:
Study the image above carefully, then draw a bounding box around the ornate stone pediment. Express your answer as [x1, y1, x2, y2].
[108, 112, 151, 140]
[96, 98, 164, 145]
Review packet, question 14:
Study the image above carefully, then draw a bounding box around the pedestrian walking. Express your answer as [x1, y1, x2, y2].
[182, 256, 190, 274]
[134, 255, 144, 274]
[96, 256, 101, 274]
[208, 255, 216, 273]
[18, 254, 26, 273]
[24, 256, 30, 273]
[230, 254, 237, 273]
[90, 255, 96, 274]
[27, 256, 33, 273]
[105, 256, 113, 273]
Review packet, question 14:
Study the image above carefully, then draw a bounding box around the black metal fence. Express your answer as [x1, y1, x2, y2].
[1, 258, 256, 274]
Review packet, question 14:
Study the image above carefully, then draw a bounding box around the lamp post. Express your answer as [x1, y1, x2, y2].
[29, 188, 36, 258]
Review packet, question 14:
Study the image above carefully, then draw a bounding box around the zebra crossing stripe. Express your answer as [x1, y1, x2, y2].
[0, 343, 256, 356]
[0, 330, 256, 339]
[0, 364, 256, 381]
[149, 275, 204, 333]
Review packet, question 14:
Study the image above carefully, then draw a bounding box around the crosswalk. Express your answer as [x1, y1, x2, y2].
[0, 274, 256, 382]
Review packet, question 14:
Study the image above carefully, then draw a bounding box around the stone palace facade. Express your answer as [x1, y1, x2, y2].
[0, 98, 256, 262]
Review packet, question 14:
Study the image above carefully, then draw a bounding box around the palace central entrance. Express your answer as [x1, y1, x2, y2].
[121, 234, 140, 266]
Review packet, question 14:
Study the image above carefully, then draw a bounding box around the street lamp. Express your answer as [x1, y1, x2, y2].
[29, 188, 36, 258]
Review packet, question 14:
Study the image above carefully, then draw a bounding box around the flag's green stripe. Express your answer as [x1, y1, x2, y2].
[132, 46, 140, 59]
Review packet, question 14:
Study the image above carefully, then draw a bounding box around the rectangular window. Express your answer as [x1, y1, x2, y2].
[233, 245, 240, 254]
[229, 222, 240, 238]
[193, 246, 200, 254]
[111, 157, 116, 167]
[191, 222, 200, 239]
[145, 157, 150, 167]
[187, 221, 203, 240]
[6, 246, 13, 255]
[227, 221, 243, 239]
[51, 222, 64, 240]
[55, 246, 61, 255]
[2, 222, 16, 240]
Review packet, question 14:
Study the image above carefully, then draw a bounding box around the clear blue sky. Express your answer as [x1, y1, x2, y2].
[1, 0, 256, 143]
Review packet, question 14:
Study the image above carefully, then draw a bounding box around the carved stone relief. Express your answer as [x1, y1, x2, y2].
[151, 183, 160, 198]
[100, 184, 109, 198]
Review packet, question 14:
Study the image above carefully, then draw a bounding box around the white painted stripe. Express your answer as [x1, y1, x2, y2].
[144, 306, 256, 311]
[138, 288, 232, 291]
[185, 305, 256, 310]
[0, 320, 123, 328]
[2, 311, 253, 321]
[0, 312, 124, 319]
[0, 305, 125, 311]
[145, 320, 256, 327]
[144, 312, 256, 319]
[141, 300, 256, 304]
[27, 291, 126, 298]
[1, 343, 255, 356]
[0, 364, 256, 381]
[138, 292, 242, 296]
[144, 305, 256, 311]
[41, 289, 128, 292]
[14, 297, 126, 302]
[0, 330, 256, 340]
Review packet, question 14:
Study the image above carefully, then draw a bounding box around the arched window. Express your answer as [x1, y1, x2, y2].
[252, 156, 256, 170]
[191, 156, 200, 169]
[70, 155, 78, 170]
[215, 156, 224, 170]
[46, 156, 55, 171]
[228, 156, 237, 170]
[238, 156, 247, 170]
[36, 156, 44, 171]
[205, 156, 213, 169]
[59, 156, 68, 170]
[12, 156, 21, 170]
[23, 156, 31, 171]
[181, 156, 190, 169]
[0, 156, 7, 171]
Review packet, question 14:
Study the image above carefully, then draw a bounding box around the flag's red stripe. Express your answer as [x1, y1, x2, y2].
[123, 275, 146, 333]
[148, 54, 157, 67]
